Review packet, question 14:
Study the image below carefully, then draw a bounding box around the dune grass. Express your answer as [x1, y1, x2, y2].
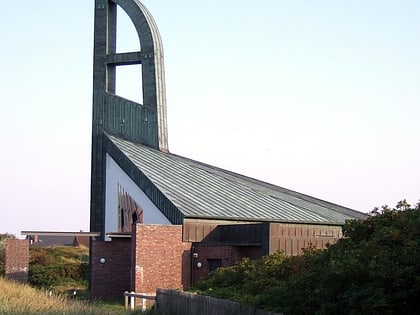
[0, 277, 126, 314]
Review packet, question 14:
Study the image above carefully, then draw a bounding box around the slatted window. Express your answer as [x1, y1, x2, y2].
[118, 184, 144, 232]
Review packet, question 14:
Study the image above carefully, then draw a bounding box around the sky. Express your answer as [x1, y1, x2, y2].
[1, 1, 419, 238]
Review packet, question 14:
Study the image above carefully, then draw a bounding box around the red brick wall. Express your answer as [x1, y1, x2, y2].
[90, 238, 131, 300]
[5, 239, 29, 283]
[132, 225, 191, 294]
[191, 244, 262, 283]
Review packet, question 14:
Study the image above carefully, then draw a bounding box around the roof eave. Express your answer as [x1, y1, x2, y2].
[183, 215, 356, 226]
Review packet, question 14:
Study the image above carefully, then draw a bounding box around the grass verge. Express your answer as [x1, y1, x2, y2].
[0, 277, 134, 314]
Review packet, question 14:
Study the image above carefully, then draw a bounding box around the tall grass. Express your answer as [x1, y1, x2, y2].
[0, 277, 122, 314]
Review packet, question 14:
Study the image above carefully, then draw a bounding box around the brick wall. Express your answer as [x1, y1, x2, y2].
[5, 239, 29, 283]
[132, 225, 191, 294]
[191, 244, 262, 283]
[90, 237, 131, 300]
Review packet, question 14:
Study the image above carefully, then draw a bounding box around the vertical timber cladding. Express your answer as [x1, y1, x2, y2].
[182, 219, 264, 243]
[184, 220, 344, 256]
[269, 223, 343, 255]
[91, 0, 168, 236]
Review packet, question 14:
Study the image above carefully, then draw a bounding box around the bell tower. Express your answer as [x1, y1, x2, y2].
[90, 0, 168, 235]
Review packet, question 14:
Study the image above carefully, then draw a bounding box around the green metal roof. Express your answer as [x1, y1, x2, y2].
[106, 134, 367, 225]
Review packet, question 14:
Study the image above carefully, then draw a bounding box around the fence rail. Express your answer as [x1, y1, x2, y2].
[123, 291, 156, 311]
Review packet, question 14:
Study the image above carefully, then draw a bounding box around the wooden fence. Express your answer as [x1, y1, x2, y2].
[155, 288, 282, 315]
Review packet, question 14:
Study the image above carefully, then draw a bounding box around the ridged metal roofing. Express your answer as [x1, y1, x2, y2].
[107, 135, 367, 225]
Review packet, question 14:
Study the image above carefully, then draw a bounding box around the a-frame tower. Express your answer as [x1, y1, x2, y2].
[90, 0, 168, 237]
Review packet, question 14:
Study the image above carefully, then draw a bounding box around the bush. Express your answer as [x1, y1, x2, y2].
[28, 246, 89, 289]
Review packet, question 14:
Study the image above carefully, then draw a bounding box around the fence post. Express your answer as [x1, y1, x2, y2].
[130, 291, 135, 310]
[142, 297, 147, 312]
[124, 291, 129, 310]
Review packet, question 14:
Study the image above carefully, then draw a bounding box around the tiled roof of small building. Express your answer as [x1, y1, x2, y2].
[105, 134, 367, 225]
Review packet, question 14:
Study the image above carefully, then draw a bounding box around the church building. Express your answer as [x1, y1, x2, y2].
[89, 0, 367, 299]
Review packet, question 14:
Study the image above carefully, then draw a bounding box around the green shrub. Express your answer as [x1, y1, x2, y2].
[28, 246, 89, 289]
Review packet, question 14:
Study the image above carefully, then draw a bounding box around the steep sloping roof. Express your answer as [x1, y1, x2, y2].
[105, 134, 367, 225]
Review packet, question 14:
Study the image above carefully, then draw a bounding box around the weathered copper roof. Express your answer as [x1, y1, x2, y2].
[106, 134, 367, 225]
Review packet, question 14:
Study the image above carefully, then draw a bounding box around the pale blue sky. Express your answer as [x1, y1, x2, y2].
[1, 1, 419, 237]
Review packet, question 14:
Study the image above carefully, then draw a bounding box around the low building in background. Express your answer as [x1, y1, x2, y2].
[22, 231, 96, 248]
